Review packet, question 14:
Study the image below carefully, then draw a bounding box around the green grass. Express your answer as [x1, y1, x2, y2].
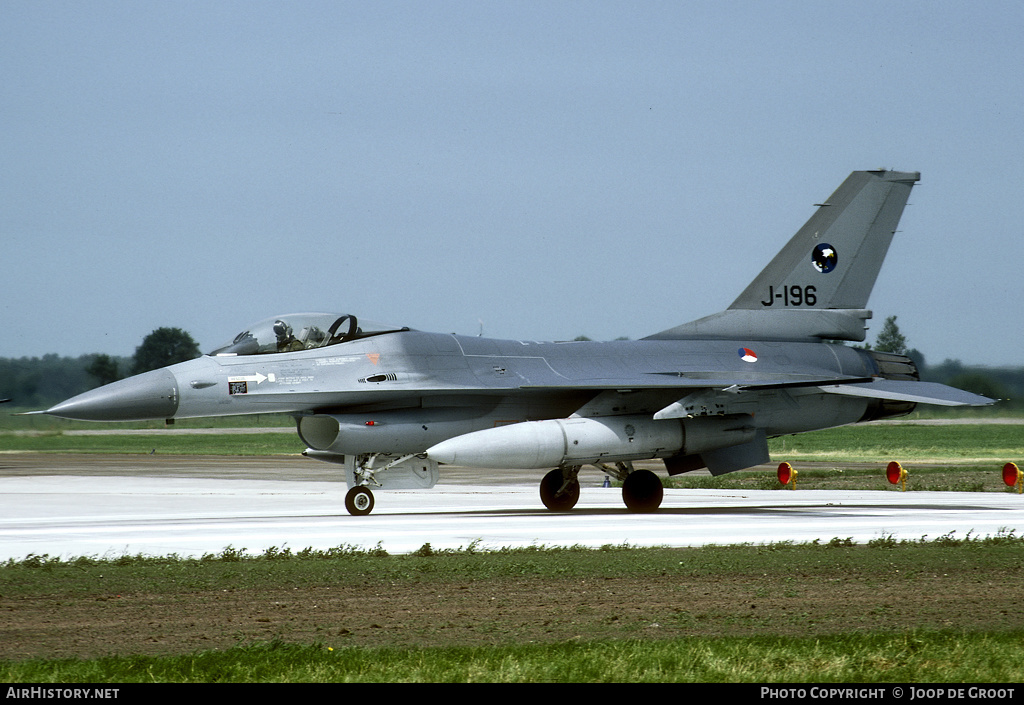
[665, 462, 1016, 492]
[0, 409, 294, 432]
[4, 632, 1022, 683]
[5, 538, 1024, 682]
[6, 533, 1023, 595]
[769, 423, 1023, 463]
[0, 431, 302, 455]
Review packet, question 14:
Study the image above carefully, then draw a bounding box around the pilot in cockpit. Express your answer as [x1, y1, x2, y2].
[209, 313, 407, 357]
[273, 319, 300, 352]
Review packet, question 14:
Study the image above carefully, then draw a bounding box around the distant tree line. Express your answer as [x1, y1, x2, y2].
[856, 315, 1021, 406]
[1, 328, 200, 408]
[0, 354, 123, 409]
[922, 359, 1023, 406]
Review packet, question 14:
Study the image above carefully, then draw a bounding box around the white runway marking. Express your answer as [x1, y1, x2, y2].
[3, 474, 1023, 560]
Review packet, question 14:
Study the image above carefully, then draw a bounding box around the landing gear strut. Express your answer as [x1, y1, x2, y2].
[334, 452, 440, 516]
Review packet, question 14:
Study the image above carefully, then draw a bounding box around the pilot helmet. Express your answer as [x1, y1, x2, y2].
[273, 320, 292, 339]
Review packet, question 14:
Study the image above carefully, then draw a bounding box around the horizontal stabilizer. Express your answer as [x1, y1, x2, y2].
[818, 379, 994, 407]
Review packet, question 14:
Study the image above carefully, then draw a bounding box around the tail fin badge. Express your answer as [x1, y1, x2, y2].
[812, 244, 837, 273]
[739, 348, 758, 363]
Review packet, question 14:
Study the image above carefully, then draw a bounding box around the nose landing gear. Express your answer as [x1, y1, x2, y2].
[344, 486, 375, 516]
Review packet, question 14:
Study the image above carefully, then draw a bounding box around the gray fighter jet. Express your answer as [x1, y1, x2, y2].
[44, 169, 992, 515]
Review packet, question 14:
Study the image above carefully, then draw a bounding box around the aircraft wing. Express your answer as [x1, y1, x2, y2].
[520, 372, 874, 392]
[817, 379, 993, 406]
[522, 370, 991, 406]
[519, 374, 991, 423]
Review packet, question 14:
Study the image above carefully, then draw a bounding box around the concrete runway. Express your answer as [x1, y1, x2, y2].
[3, 453, 1023, 560]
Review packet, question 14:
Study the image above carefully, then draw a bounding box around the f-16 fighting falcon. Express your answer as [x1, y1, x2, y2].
[43, 170, 992, 515]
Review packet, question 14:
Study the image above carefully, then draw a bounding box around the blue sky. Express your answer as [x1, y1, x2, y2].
[3, 1, 1022, 366]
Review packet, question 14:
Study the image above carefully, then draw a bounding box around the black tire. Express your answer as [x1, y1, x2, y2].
[539, 468, 580, 511]
[622, 469, 663, 513]
[345, 486, 375, 516]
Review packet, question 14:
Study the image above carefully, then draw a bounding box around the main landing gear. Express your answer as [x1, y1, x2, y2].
[540, 463, 664, 513]
[540, 466, 581, 511]
[621, 469, 664, 512]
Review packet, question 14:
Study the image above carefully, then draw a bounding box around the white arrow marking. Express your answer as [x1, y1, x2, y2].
[228, 373, 273, 385]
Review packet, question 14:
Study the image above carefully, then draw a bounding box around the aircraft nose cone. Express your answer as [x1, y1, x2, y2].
[46, 368, 179, 421]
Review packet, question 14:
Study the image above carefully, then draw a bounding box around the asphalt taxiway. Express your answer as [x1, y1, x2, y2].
[2, 453, 1023, 560]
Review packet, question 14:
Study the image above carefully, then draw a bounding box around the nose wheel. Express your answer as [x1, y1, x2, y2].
[345, 486, 375, 516]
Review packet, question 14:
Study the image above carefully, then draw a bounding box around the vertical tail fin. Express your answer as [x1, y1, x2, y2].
[729, 169, 920, 311]
[646, 169, 920, 342]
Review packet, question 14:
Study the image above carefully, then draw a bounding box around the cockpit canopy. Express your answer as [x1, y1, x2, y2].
[208, 313, 407, 356]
